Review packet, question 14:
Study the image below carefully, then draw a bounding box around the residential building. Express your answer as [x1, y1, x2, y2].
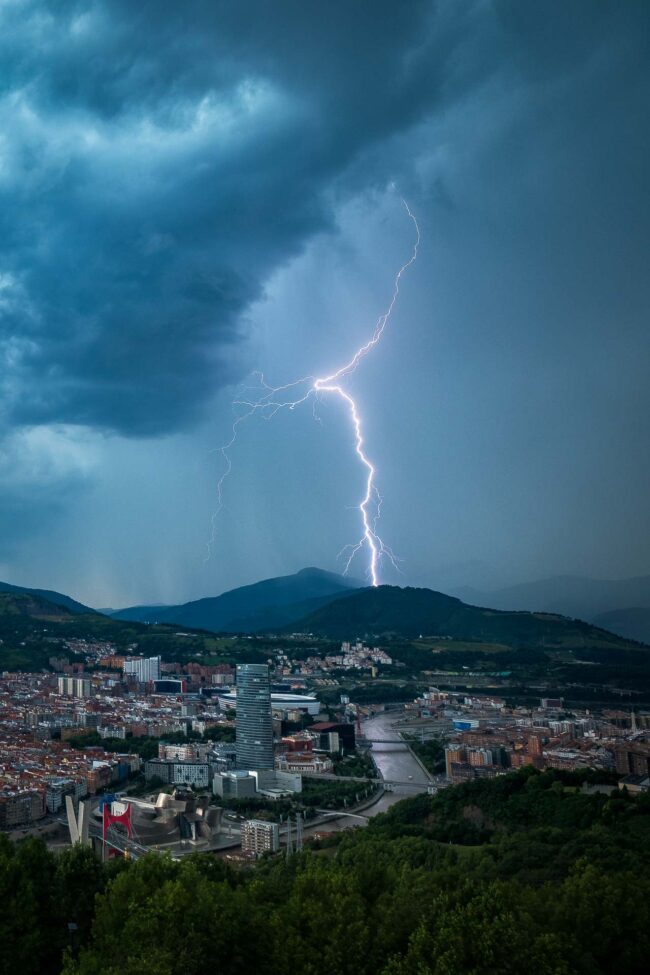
[614, 743, 650, 777]
[0, 789, 46, 828]
[445, 745, 465, 778]
[241, 819, 280, 856]
[58, 676, 92, 698]
[123, 656, 161, 683]
[144, 759, 210, 788]
[213, 770, 257, 799]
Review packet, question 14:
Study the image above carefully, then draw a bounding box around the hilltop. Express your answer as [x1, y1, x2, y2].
[110, 566, 362, 632]
[9, 767, 650, 975]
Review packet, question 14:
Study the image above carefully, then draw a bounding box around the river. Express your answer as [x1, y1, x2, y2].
[301, 710, 434, 834]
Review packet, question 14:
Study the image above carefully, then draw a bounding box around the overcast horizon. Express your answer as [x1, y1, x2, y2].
[1, 2, 649, 608]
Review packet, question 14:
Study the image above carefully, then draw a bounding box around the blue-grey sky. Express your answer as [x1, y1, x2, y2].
[1, 1, 648, 608]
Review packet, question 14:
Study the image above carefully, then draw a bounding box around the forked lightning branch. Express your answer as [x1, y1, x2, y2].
[210, 200, 420, 586]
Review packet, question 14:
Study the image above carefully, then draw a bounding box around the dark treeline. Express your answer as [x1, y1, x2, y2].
[1, 767, 649, 975]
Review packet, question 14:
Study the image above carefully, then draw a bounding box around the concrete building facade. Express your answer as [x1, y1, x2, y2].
[58, 676, 92, 698]
[124, 656, 161, 683]
[241, 818, 280, 856]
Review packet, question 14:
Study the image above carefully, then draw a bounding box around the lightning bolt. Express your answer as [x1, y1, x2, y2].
[208, 199, 420, 586]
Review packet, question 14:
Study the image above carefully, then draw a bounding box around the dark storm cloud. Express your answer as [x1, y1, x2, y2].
[0, 0, 460, 436]
[3, 1, 644, 439]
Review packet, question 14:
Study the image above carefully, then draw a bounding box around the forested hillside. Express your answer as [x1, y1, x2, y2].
[0, 591, 253, 671]
[293, 584, 640, 647]
[2, 768, 648, 975]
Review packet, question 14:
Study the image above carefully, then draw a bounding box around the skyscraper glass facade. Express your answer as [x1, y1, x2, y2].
[235, 663, 274, 770]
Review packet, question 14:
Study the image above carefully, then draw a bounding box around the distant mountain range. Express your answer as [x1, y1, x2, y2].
[107, 568, 650, 645]
[1, 569, 647, 660]
[109, 567, 363, 633]
[452, 574, 650, 618]
[451, 574, 650, 644]
[107, 570, 650, 642]
[591, 608, 650, 645]
[103, 567, 644, 648]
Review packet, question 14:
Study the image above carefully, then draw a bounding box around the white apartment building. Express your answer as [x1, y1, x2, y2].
[123, 656, 161, 683]
[58, 676, 92, 698]
[241, 819, 280, 856]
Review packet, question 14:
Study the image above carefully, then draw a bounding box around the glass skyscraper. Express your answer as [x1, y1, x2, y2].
[235, 663, 274, 770]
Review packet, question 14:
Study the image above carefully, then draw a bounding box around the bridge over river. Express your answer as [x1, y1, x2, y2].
[360, 712, 434, 792]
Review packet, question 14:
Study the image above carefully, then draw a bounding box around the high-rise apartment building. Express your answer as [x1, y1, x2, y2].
[57, 676, 92, 698]
[123, 656, 161, 683]
[241, 818, 279, 856]
[235, 663, 274, 770]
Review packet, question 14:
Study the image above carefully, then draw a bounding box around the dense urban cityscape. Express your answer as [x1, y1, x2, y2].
[2, 610, 649, 974]
[1, 635, 648, 850]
